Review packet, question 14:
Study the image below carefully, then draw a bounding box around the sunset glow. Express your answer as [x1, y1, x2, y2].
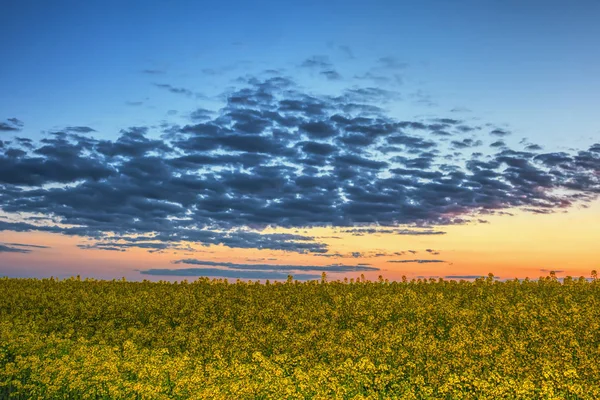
[1, 1, 599, 281]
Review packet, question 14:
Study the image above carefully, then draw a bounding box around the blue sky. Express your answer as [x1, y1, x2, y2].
[1, 1, 599, 280]
[2, 0, 599, 145]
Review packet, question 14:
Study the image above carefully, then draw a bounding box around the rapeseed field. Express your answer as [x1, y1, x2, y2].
[1, 272, 599, 399]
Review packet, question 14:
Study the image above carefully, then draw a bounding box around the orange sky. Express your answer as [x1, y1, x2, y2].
[2, 199, 598, 282]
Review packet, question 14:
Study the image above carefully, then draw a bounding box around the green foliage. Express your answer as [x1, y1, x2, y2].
[1, 273, 599, 399]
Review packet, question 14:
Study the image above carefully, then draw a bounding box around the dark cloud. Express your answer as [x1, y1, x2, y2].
[65, 126, 96, 134]
[153, 83, 194, 97]
[80, 231, 328, 254]
[342, 87, 400, 103]
[172, 259, 379, 272]
[450, 107, 471, 113]
[321, 70, 342, 80]
[142, 69, 165, 75]
[96, 127, 171, 158]
[298, 121, 336, 139]
[314, 252, 346, 258]
[78, 242, 172, 252]
[355, 72, 401, 86]
[540, 269, 565, 273]
[140, 268, 321, 280]
[445, 275, 487, 279]
[189, 108, 214, 121]
[0, 244, 31, 253]
[2, 242, 50, 249]
[388, 259, 446, 263]
[0, 141, 114, 185]
[451, 138, 483, 149]
[341, 228, 446, 236]
[525, 144, 543, 151]
[433, 118, 461, 125]
[0, 71, 598, 255]
[490, 128, 511, 137]
[0, 118, 24, 132]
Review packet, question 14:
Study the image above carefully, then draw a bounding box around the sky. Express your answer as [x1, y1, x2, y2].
[1, 0, 599, 282]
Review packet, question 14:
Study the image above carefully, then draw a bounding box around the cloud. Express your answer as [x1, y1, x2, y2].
[450, 107, 471, 113]
[173, 259, 379, 272]
[189, 108, 214, 121]
[64, 126, 96, 134]
[354, 72, 402, 86]
[0, 244, 31, 253]
[300, 56, 333, 69]
[388, 259, 446, 263]
[445, 275, 488, 279]
[451, 138, 482, 149]
[314, 251, 368, 258]
[0, 69, 598, 255]
[78, 241, 172, 252]
[321, 70, 342, 80]
[525, 144, 543, 151]
[378, 57, 408, 70]
[0, 137, 115, 185]
[153, 83, 194, 97]
[2, 242, 50, 249]
[342, 228, 446, 236]
[0, 221, 328, 254]
[139, 268, 321, 280]
[490, 128, 511, 137]
[0, 118, 24, 132]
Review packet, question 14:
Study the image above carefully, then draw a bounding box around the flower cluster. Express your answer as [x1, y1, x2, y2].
[1, 272, 599, 399]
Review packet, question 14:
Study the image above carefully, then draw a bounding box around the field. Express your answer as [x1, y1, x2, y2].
[1, 273, 599, 399]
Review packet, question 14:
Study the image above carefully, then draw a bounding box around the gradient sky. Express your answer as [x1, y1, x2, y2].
[1, 0, 599, 281]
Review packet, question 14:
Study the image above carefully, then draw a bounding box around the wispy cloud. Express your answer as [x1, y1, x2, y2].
[140, 268, 320, 280]
[445, 275, 488, 279]
[342, 228, 447, 236]
[321, 70, 342, 80]
[172, 259, 379, 272]
[377, 56, 408, 70]
[3, 242, 50, 249]
[153, 83, 194, 97]
[300, 55, 332, 69]
[0, 244, 31, 253]
[0, 118, 24, 132]
[0, 68, 598, 255]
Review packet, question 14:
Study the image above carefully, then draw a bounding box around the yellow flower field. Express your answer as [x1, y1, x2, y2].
[1, 272, 599, 399]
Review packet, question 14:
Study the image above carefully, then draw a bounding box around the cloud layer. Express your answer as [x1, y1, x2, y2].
[140, 268, 321, 280]
[173, 259, 379, 272]
[0, 70, 598, 254]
